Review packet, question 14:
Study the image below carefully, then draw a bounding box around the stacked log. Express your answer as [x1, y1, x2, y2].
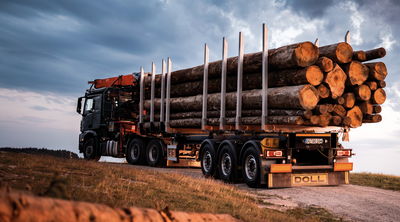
[142, 40, 387, 129]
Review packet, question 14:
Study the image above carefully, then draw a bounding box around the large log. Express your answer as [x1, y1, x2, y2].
[365, 47, 386, 61]
[316, 57, 334, 72]
[342, 92, 355, 108]
[342, 116, 352, 126]
[359, 101, 373, 115]
[346, 106, 363, 128]
[365, 62, 387, 81]
[314, 105, 329, 114]
[169, 116, 304, 128]
[144, 42, 319, 86]
[144, 85, 320, 112]
[363, 114, 382, 123]
[319, 113, 332, 127]
[365, 81, 378, 91]
[324, 64, 347, 99]
[354, 85, 371, 101]
[332, 105, 347, 117]
[371, 88, 386, 104]
[330, 116, 342, 125]
[319, 42, 353, 64]
[146, 66, 324, 98]
[342, 61, 368, 85]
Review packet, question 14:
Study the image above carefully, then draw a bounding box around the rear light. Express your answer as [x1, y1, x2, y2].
[265, 150, 283, 157]
[336, 150, 351, 157]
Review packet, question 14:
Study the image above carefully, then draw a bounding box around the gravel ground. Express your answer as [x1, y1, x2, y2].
[122, 164, 400, 222]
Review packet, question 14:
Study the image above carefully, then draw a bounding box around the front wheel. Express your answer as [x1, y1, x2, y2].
[242, 146, 261, 188]
[146, 140, 166, 167]
[126, 138, 146, 165]
[83, 138, 101, 161]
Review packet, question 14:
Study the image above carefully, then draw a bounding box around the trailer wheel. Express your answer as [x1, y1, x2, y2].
[146, 140, 165, 167]
[83, 138, 100, 161]
[200, 143, 217, 177]
[218, 144, 238, 182]
[242, 145, 261, 188]
[126, 138, 145, 165]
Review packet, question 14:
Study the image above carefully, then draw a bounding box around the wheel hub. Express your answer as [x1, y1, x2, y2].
[131, 144, 140, 160]
[149, 145, 158, 162]
[245, 154, 257, 180]
[221, 153, 232, 176]
[202, 151, 212, 172]
[85, 145, 93, 157]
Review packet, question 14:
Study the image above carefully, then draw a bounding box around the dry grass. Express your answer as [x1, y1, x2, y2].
[351, 172, 400, 191]
[0, 151, 334, 222]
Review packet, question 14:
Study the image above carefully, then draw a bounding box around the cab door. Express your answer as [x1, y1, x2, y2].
[81, 95, 102, 131]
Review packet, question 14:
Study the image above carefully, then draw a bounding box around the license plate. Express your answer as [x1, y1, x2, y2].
[303, 138, 324, 144]
[292, 173, 328, 186]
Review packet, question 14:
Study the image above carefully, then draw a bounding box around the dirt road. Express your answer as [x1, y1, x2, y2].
[123, 164, 400, 222]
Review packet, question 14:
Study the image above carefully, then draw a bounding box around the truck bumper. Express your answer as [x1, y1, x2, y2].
[266, 171, 350, 188]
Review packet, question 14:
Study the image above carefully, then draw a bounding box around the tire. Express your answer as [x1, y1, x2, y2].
[218, 144, 238, 182]
[83, 138, 101, 161]
[126, 138, 146, 165]
[241, 145, 261, 188]
[200, 143, 217, 177]
[146, 139, 166, 167]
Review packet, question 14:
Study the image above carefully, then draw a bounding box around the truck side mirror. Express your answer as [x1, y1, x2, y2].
[77, 97, 83, 114]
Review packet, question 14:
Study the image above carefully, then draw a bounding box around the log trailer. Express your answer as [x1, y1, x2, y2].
[76, 26, 353, 188]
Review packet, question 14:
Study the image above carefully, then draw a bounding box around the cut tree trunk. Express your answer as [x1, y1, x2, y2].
[268, 65, 324, 87]
[373, 105, 382, 113]
[330, 116, 342, 125]
[319, 42, 353, 64]
[327, 104, 334, 113]
[353, 50, 366, 61]
[346, 106, 363, 128]
[315, 105, 329, 114]
[342, 116, 352, 126]
[317, 84, 330, 99]
[144, 42, 319, 86]
[359, 101, 373, 115]
[365, 62, 387, 81]
[371, 88, 386, 104]
[144, 85, 320, 112]
[319, 113, 332, 127]
[363, 114, 382, 123]
[342, 61, 369, 85]
[316, 57, 334, 72]
[354, 85, 371, 101]
[342, 93, 355, 109]
[365, 81, 378, 91]
[332, 105, 347, 117]
[324, 64, 347, 99]
[378, 80, 386, 88]
[365, 47, 386, 61]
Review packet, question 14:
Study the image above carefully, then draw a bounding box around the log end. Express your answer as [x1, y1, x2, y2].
[306, 65, 324, 86]
[356, 85, 372, 101]
[317, 56, 334, 72]
[294, 42, 320, 67]
[373, 88, 386, 104]
[347, 61, 369, 85]
[325, 64, 347, 99]
[346, 106, 363, 128]
[336, 42, 354, 63]
[367, 62, 388, 80]
[299, 85, 320, 110]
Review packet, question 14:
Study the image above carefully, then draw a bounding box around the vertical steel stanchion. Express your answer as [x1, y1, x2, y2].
[139, 67, 144, 125]
[201, 44, 209, 131]
[235, 32, 244, 131]
[165, 58, 172, 132]
[219, 37, 228, 130]
[160, 59, 166, 123]
[261, 24, 269, 130]
[150, 62, 156, 123]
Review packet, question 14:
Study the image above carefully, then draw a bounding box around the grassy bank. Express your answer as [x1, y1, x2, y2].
[351, 173, 400, 191]
[0, 151, 336, 222]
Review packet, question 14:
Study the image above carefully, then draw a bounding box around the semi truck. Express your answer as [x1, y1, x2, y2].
[76, 27, 354, 188]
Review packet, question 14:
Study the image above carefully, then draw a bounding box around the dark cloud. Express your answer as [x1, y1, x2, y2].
[283, 0, 335, 17]
[30, 105, 49, 111]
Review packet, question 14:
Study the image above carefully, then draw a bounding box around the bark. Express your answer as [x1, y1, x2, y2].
[359, 101, 373, 115]
[342, 61, 369, 85]
[332, 105, 347, 117]
[268, 65, 324, 87]
[169, 116, 304, 127]
[144, 85, 319, 112]
[365, 62, 387, 81]
[353, 50, 366, 61]
[363, 114, 382, 123]
[144, 42, 319, 86]
[317, 84, 330, 99]
[354, 85, 371, 101]
[365, 47, 386, 61]
[324, 64, 347, 99]
[371, 88, 386, 104]
[342, 93, 355, 109]
[365, 81, 378, 91]
[346, 106, 363, 128]
[319, 42, 353, 64]
[316, 56, 334, 72]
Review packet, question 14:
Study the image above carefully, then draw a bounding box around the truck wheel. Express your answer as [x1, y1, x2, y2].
[242, 145, 261, 188]
[126, 138, 145, 165]
[201, 143, 217, 177]
[83, 138, 100, 161]
[146, 140, 165, 167]
[218, 144, 238, 182]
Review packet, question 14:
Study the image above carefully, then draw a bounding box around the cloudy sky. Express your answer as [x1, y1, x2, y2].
[0, 0, 399, 175]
